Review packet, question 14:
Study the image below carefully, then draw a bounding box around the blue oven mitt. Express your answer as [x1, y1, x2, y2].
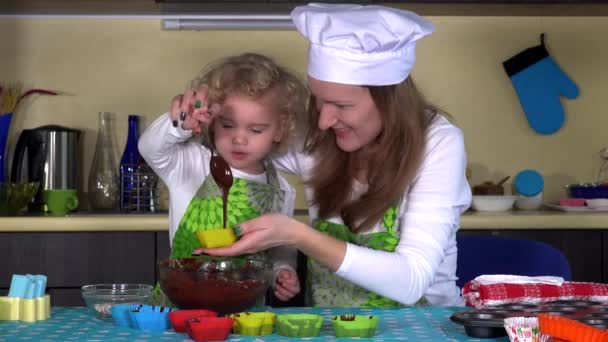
[503, 34, 579, 135]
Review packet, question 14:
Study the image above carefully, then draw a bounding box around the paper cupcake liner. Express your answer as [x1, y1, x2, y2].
[276, 314, 323, 337]
[538, 313, 608, 342]
[230, 312, 276, 335]
[196, 228, 237, 248]
[331, 314, 379, 338]
[128, 305, 173, 331]
[503, 316, 551, 342]
[186, 316, 234, 342]
[168, 309, 218, 333]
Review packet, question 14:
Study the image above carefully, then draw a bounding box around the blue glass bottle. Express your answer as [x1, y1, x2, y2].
[120, 114, 140, 212]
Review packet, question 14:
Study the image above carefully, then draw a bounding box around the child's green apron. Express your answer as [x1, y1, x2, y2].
[151, 161, 285, 305]
[170, 161, 284, 259]
[308, 205, 427, 307]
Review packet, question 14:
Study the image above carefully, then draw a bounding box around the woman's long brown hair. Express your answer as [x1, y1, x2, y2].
[304, 77, 437, 233]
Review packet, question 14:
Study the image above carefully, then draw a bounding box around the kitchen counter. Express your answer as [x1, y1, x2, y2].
[3, 210, 608, 306]
[0, 210, 608, 232]
[461, 210, 608, 230]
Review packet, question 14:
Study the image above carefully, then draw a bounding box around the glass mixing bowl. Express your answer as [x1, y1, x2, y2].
[81, 283, 153, 319]
[158, 256, 272, 315]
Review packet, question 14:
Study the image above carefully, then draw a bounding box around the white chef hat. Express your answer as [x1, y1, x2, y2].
[291, 3, 434, 86]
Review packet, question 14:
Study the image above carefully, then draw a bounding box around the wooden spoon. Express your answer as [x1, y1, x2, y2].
[497, 176, 510, 187]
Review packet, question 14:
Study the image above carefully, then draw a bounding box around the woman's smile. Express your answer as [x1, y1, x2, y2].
[333, 126, 351, 139]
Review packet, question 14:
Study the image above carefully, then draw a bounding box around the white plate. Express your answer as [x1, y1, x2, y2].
[544, 203, 608, 212]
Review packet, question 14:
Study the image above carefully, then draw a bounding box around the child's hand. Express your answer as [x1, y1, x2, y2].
[274, 269, 300, 302]
[170, 85, 220, 135]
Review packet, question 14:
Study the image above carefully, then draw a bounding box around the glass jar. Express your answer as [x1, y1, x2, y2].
[88, 112, 119, 211]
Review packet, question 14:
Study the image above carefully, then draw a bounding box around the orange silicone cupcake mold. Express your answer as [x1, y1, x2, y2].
[538, 314, 608, 342]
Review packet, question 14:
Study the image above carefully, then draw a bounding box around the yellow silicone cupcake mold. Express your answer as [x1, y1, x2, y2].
[196, 228, 236, 248]
[230, 312, 276, 335]
[0, 295, 51, 322]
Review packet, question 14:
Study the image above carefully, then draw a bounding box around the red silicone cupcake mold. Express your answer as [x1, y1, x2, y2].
[168, 309, 218, 332]
[186, 316, 234, 342]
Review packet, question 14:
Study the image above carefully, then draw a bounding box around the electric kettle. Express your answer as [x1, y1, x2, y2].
[11, 125, 81, 211]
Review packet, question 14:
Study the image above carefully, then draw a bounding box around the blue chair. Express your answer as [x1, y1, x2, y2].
[456, 235, 572, 288]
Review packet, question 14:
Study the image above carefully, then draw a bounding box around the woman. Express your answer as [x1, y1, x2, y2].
[195, 3, 472, 307]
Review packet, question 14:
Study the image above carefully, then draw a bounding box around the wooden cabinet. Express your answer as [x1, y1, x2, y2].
[0, 232, 157, 306]
[156, 232, 171, 284]
[1, 229, 605, 306]
[458, 230, 604, 283]
[0, 231, 305, 307]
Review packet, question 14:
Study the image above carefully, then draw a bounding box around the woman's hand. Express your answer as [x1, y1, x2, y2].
[274, 269, 300, 302]
[169, 84, 219, 135]
[195, 213, 347, 273]
[193, 213, 300, 256]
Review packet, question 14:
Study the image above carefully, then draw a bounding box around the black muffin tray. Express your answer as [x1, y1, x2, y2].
[450, 300, 608, 338]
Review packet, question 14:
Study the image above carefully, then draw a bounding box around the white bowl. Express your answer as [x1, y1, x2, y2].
[515, 192, 543, 211]
[586, 198, 608, 210]
[472, 195, 516, 212]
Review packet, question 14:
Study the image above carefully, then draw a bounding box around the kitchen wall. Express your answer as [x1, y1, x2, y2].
[1, 13, 608, 209]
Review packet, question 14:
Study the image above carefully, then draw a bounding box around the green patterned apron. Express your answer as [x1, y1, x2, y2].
[308, 205, 427, 307]
[170, 161, 285, 259]
[151, 161, 285, 306]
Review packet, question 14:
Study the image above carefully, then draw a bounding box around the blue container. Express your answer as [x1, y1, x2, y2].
[120, 115, 140, 212]
[0, 113, 13, 182]
[568, 183, 608, 199]
[514, 169, 544, 197]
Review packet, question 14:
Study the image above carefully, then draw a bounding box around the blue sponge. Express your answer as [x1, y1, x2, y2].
[8, 274, 48, 298]
[8, 275, 29, 298]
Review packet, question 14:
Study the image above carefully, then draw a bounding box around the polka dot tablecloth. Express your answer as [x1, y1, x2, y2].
[0, 306, 509, 342]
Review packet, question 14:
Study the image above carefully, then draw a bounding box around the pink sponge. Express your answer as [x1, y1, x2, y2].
[559, 198, 586, 207]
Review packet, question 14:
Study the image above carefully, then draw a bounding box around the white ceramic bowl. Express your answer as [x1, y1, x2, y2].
[472, 195, 517, 212]
[515, 192, 543, 211]
[586, 198, 608, 210]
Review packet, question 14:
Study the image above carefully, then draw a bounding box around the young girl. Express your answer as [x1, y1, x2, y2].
[139, 53, 308, 303]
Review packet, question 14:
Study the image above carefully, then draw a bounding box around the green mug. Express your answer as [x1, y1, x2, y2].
[42, 190, 79, 216]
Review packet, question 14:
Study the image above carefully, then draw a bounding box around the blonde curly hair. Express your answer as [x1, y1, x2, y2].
[190, 53, 308, 153]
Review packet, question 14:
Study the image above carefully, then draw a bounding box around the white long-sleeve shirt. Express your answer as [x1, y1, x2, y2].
[274, 115, 472, 306]
[139, 113, 298, 283]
